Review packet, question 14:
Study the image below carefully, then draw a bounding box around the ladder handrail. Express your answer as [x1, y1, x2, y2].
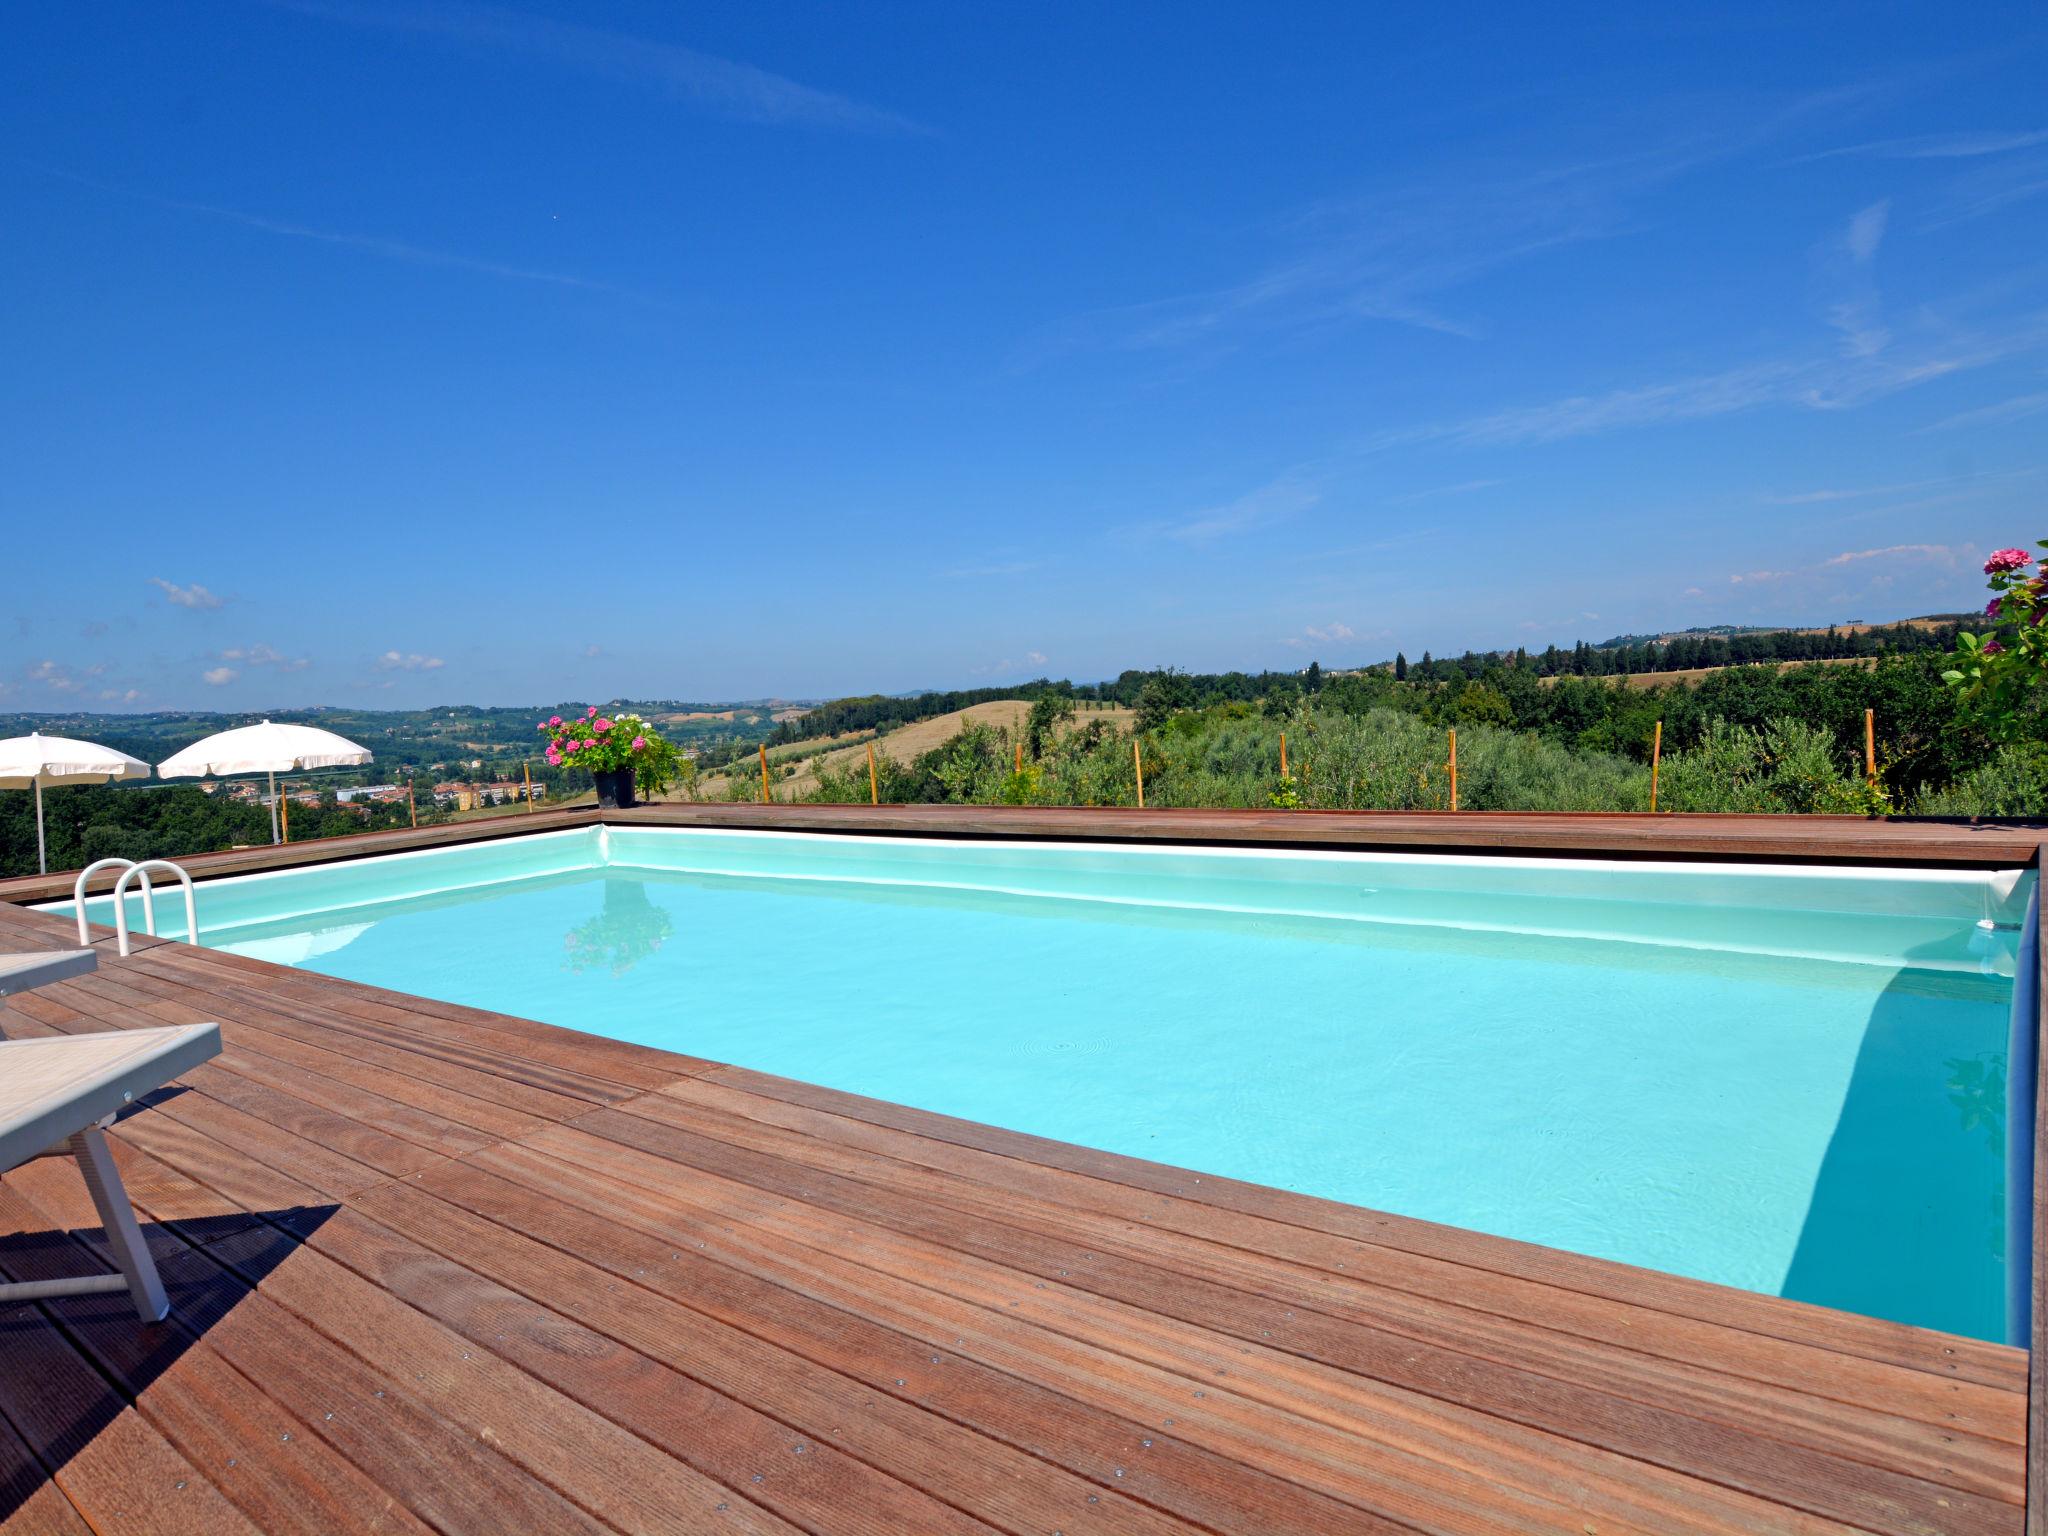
[73, 858, 156, 946]
[111, 860, 198, 957]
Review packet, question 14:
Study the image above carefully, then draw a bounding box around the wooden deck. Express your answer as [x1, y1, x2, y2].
[0, 811, 2040, 1533]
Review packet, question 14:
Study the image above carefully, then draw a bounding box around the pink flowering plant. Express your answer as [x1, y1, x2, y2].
[1943, 541, 2048, 741]
[538, 707, 683, 793]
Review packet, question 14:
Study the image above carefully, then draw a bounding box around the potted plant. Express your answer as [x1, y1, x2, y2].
[540, 707, 682, 809]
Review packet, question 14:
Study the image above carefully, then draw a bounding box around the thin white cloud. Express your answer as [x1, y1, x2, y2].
[40, 166, 655, 300]
[1923, 149, 2048, 228]
[1362, 309, 2048, 451]
[28, 660, 81, 693]
[1819, 542, 1957, 569]
[376, 650, 446, 672]
[1730, 543, 1958, 586]
[202, 666, 238, 686]
[269, 0, 924, 134]
[1762, 476, 1952, 504]
[942, 559, 1041, 579]
[1790, 129, 2048, 164]
[1823, 200, 1892, 359]
[1918, 390, 2048, 433]
[1151, 475, 1322, 545]
[166, 193, 625, 295]
[1305, 621, 1355, 642]
[149, 576, 225, 610]
[220, 643, 310, 671]
[1845, 199, 1889, 264]
[970, 650, 1052, 677]
[1023, 85, 1882, 367]
[1385, 479, 1504, 504]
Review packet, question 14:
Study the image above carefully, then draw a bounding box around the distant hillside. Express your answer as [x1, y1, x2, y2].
[1591, 614, 1971, 650]
[0, 697, 799, 778]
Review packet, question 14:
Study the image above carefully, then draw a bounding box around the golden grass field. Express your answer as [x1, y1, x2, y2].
[685, 699, 1135, 801]
[1536, 655, 1878, 690]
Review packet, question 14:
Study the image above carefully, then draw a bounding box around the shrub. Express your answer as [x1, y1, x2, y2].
[1658, 718, 1882, 814]
[1910, 745, 2048, 817]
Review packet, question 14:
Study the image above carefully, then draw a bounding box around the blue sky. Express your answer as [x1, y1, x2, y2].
[4, 2, 2045, 709]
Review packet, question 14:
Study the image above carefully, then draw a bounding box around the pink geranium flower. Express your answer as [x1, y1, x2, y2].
[1988, 597, 2004, 618]
[631, 735, 646, 751]
[1984, 639, 2007, 654]
[563, 739, 579, 753]
[586, 705, 598, 717]
[1984, 548, 2032, 574]
[595, 718, 612, 733]
[548, 715, 562, 727]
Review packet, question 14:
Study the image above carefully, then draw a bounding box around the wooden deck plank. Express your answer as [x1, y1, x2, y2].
[311, 1200, 1118, 1536]
[194, 1214, 809, 1536]
[124, 945, 677, 1105]
[558, 1105, 2018, 1535]
[349, 1173, 1384, 1536]
[458, 1129, 1869, 1536]
[611, 1081, 2019, 1463]
[700, 1062, 2025, 1392]
[37, 970, 498, 1157]
[655, 1072, 2018, 1430]
[130, 942, 695, 1095]
[70, 960, 599, 1126]
[0, 1179, 437, 1536]
[0, 1283, 263, 1536]
[0, 1398, 93, 1536]
[0, 1173, 641, 1536]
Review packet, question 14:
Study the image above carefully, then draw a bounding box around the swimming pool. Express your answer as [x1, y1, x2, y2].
[55, 825, 2033, 1340]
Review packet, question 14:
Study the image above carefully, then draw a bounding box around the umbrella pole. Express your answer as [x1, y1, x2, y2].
[268, 770, 280, 845]
[35, 780, 46, 877]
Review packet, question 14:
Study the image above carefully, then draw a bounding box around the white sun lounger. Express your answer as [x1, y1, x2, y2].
[0, 1020, 222, 1321]
[0, 950, 99, 998]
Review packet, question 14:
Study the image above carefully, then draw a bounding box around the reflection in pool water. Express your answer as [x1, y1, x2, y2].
[563, 877, 674, 976]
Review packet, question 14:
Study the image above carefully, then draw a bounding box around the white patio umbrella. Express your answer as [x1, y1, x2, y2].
[0, 732, 152, 875]
[157, 720, 372, 846]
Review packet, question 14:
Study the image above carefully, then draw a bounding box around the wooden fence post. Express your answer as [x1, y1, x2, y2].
[759, 744, 770, 804]
[867, 741, 879, 806]
[408, 781, 416, 828]
[524, 760, 534, 812]
[1280, 731, 1288, 776]
[1014, 739, 1023, 775]
[1650, 721, 1662, 813]
[1447, 730, 1458, 812]
[1864, 708, 1877, 786]
[1134, 740, 1145, 809]
[281, 782, 290, 842]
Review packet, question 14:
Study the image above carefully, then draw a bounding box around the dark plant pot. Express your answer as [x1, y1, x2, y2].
[593, 768, 637, 809]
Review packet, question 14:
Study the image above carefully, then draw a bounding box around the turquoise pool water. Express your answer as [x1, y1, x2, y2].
[58, 827, 2031, 1339]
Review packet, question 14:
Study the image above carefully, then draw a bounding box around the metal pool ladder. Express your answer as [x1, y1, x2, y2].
[73, 858, 199, 957]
